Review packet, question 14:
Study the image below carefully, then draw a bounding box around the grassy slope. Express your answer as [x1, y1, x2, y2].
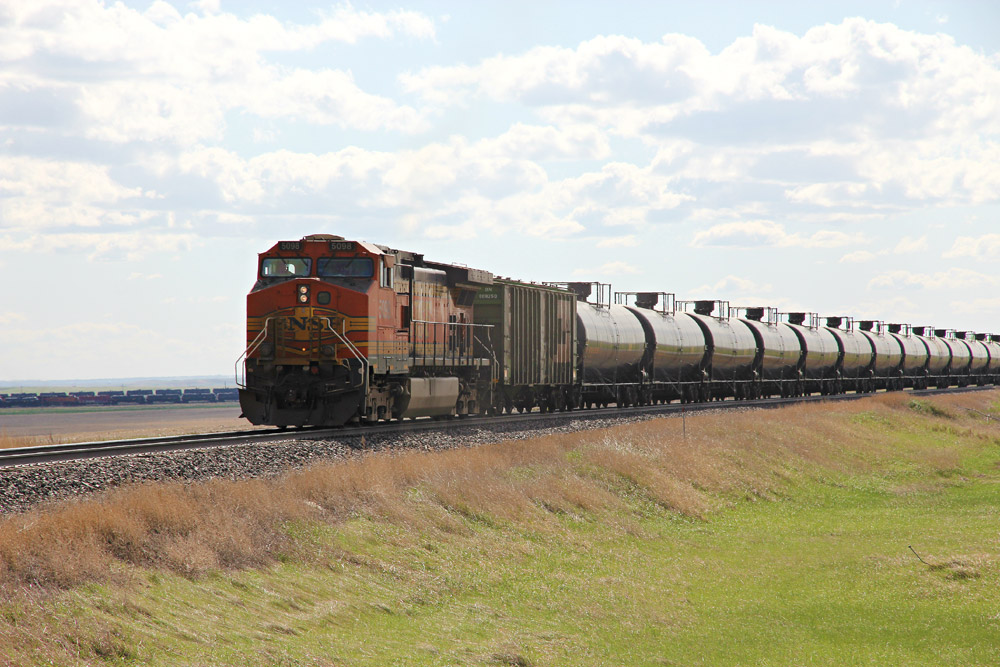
[2, 392, 1000, 666]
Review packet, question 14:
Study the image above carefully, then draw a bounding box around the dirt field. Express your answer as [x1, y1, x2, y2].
[0, 405, 269, 445]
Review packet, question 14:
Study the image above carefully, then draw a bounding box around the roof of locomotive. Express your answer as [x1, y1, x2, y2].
[260, 234, 385, 256]
[261, 234, 494, 286]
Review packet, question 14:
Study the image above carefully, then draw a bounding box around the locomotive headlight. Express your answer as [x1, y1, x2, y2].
[297, 285, 310, 303]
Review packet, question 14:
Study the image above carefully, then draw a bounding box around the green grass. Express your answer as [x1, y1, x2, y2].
[4, 394, 1000, 665]
[16, 465, 1000, 665]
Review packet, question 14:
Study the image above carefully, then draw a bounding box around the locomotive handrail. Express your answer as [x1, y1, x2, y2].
[410, 319, 494, 368]
[235, 317, 273, 388]
[473, 331, 500, 381]
[320, 317, 369, 399]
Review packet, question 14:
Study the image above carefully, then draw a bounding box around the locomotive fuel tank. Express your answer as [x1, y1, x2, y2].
[782, 314, 839, 379]
[857, 322, 903, 376]
[737, 308, 801, 380]
[681, 302, 756, 381]
[576, 302, 647, 383]
[625, 301, 707, 382]
[913, 327, 951, 375]
[824, 317, 875, 379]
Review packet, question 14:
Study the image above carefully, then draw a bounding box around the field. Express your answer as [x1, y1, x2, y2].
[1, 391, 999, 665]
[0, 404, 261, 447]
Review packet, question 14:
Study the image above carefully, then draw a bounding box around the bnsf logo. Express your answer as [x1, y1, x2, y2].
[285, 317, 321, 331]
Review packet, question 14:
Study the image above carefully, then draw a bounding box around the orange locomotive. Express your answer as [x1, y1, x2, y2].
[238, 234, 495, 427]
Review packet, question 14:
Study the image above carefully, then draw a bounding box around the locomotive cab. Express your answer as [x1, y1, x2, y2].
[239, 235, 396, 426]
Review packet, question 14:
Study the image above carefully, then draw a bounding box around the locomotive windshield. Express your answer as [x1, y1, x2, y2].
[261, 258, 312, 277]
[318, 257, 374, 279]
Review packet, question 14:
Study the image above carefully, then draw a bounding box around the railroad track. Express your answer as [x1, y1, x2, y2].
[1, 385, 993, 469]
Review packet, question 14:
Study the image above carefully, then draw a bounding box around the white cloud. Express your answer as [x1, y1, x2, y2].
[691, 275, 774, 295]
[839, 250, 878, 263]
[404, 18, 1000, 212]
[867, 268, 999, 290]
[785, 182, 873, 208]
[943, 233, 1000, 260]
[190, 0, 221, 15]
[0, 1, 436, 143]
[573, 261, 639, 277]
[893, 235, 928, 254]
[596, 235, 639, 248]
[691, 220, 865, 248]
[0, 232, 198, 261]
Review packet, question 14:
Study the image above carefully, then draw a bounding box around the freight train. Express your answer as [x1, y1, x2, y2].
[237, 234, 1000, 428]
[0, 388, 239, 408]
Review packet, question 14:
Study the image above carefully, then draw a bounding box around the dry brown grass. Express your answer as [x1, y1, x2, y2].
[2, 390, 998, 592]
[0, 434, 58, 449]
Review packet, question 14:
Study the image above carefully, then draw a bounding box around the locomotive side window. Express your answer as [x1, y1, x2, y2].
[261, 258, 311, 277]
[380, 263, 393, 288]
[318, 257, 374, 278]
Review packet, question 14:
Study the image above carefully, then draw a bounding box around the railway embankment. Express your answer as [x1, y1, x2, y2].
[1, 390, 999, 665]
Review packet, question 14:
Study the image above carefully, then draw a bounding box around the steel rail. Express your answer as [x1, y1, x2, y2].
[1, 385, 993, 469]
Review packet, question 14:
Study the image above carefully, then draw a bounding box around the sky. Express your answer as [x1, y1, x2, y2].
[1, 0, 999, 381]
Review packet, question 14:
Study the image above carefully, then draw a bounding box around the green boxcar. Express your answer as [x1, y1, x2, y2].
[474, 280, 577, 412]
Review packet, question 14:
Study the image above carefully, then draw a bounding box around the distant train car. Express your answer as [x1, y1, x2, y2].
[886, 324, 930, 389]
[856, 321, 904, 391]
[782, 313, 840, 394]
[681, 300, 757, 401]
[182, 388, 216, 403]
[212, 388, 240, 402]
[473, 279, 576, 413]
[622, 292, 706, 403]
[736, 307, 801, 398]
[39, 392, 79, 407]
[148, 389, 182, 404]
[574, 291, 647, 406]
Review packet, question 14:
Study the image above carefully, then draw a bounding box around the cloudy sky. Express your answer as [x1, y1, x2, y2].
[2, 0, 999, 381]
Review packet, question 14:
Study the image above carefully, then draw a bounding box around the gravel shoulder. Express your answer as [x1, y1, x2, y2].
[0, 412, 673, 515]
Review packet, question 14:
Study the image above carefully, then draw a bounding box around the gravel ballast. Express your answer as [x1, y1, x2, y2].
[0, 412, 694, 515]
